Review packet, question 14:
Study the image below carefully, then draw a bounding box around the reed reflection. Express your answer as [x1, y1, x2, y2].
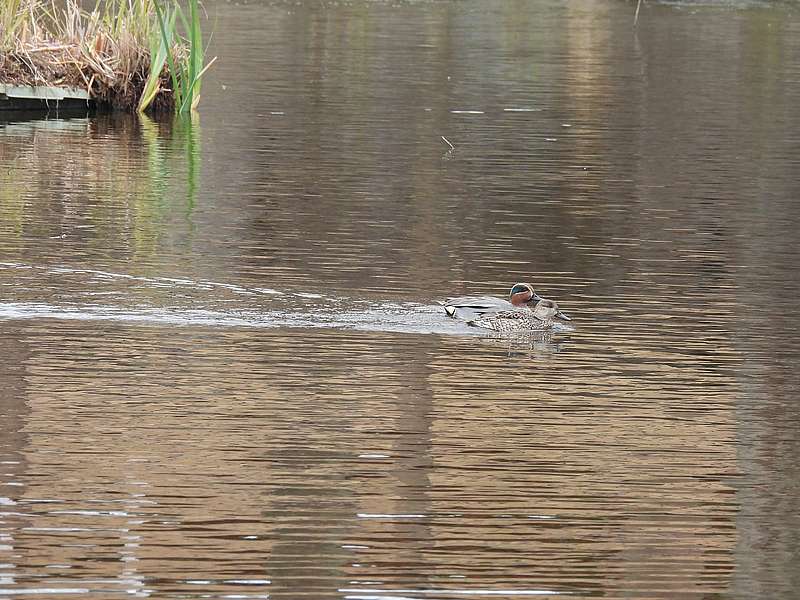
[0, 112, 201, 261]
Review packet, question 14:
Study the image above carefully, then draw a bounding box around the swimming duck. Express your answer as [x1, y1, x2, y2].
[468, 298, 560, 332]
[441, 283, 570, 321]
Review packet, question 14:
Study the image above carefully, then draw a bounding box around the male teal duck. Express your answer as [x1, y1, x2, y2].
[441, 282, 570, 321]
[468, 299, 560, 332]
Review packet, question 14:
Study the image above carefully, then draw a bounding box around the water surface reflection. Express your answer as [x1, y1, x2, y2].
[2, 317, 742, 598]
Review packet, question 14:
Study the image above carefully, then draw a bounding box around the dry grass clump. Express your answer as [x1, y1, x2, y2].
[0, 0, 196, 112]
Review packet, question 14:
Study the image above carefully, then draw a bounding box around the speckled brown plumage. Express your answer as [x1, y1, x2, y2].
[469, 299, 559, 332]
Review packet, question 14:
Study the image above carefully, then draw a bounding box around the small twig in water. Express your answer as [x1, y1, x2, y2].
[634, 0, 642, 25]
[440, 135, 455, 150]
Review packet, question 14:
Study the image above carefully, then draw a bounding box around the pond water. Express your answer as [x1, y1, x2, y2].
[2, 0, 800, 598]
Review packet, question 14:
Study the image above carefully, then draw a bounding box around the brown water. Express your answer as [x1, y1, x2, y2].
[2, 1, 800, 598]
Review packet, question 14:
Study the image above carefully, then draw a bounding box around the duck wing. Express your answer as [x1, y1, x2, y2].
[440, 296, 513, 321]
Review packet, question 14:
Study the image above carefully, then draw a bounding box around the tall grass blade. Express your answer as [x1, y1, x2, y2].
[187, 0, 205, 111]
[172, 1, 190, 108]
[172, 0, 206, 113]
[153, 0, 182, 107]
[137, 14, 170, 112]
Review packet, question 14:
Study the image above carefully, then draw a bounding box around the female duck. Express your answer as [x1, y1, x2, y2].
[469, 299, 561, 333]
[441, 282, 570, 321]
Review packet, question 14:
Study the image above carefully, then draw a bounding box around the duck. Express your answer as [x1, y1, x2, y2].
[468, 298, 561, 332]
[441, 282, 570, 321]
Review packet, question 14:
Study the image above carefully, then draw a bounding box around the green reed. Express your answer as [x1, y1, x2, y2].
[139, 0, 214, 113]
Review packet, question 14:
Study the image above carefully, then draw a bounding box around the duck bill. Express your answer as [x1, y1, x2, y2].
[555, 310, 571, 321]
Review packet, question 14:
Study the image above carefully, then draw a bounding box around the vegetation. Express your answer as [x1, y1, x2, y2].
[0, 0, 213, 113]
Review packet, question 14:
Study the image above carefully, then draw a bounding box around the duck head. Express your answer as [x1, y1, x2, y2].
[509, 283, 537, 306]
[532, 298, 559, 321]
[509, 282, 572, 321]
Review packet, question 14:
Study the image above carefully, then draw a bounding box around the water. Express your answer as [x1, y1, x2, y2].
[2, 0, 800, 598]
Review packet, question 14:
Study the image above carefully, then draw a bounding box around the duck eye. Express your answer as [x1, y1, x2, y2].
[511, 284, 530, 295]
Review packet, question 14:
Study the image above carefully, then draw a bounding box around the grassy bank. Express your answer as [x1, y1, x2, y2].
[0, 0, 212, 112]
